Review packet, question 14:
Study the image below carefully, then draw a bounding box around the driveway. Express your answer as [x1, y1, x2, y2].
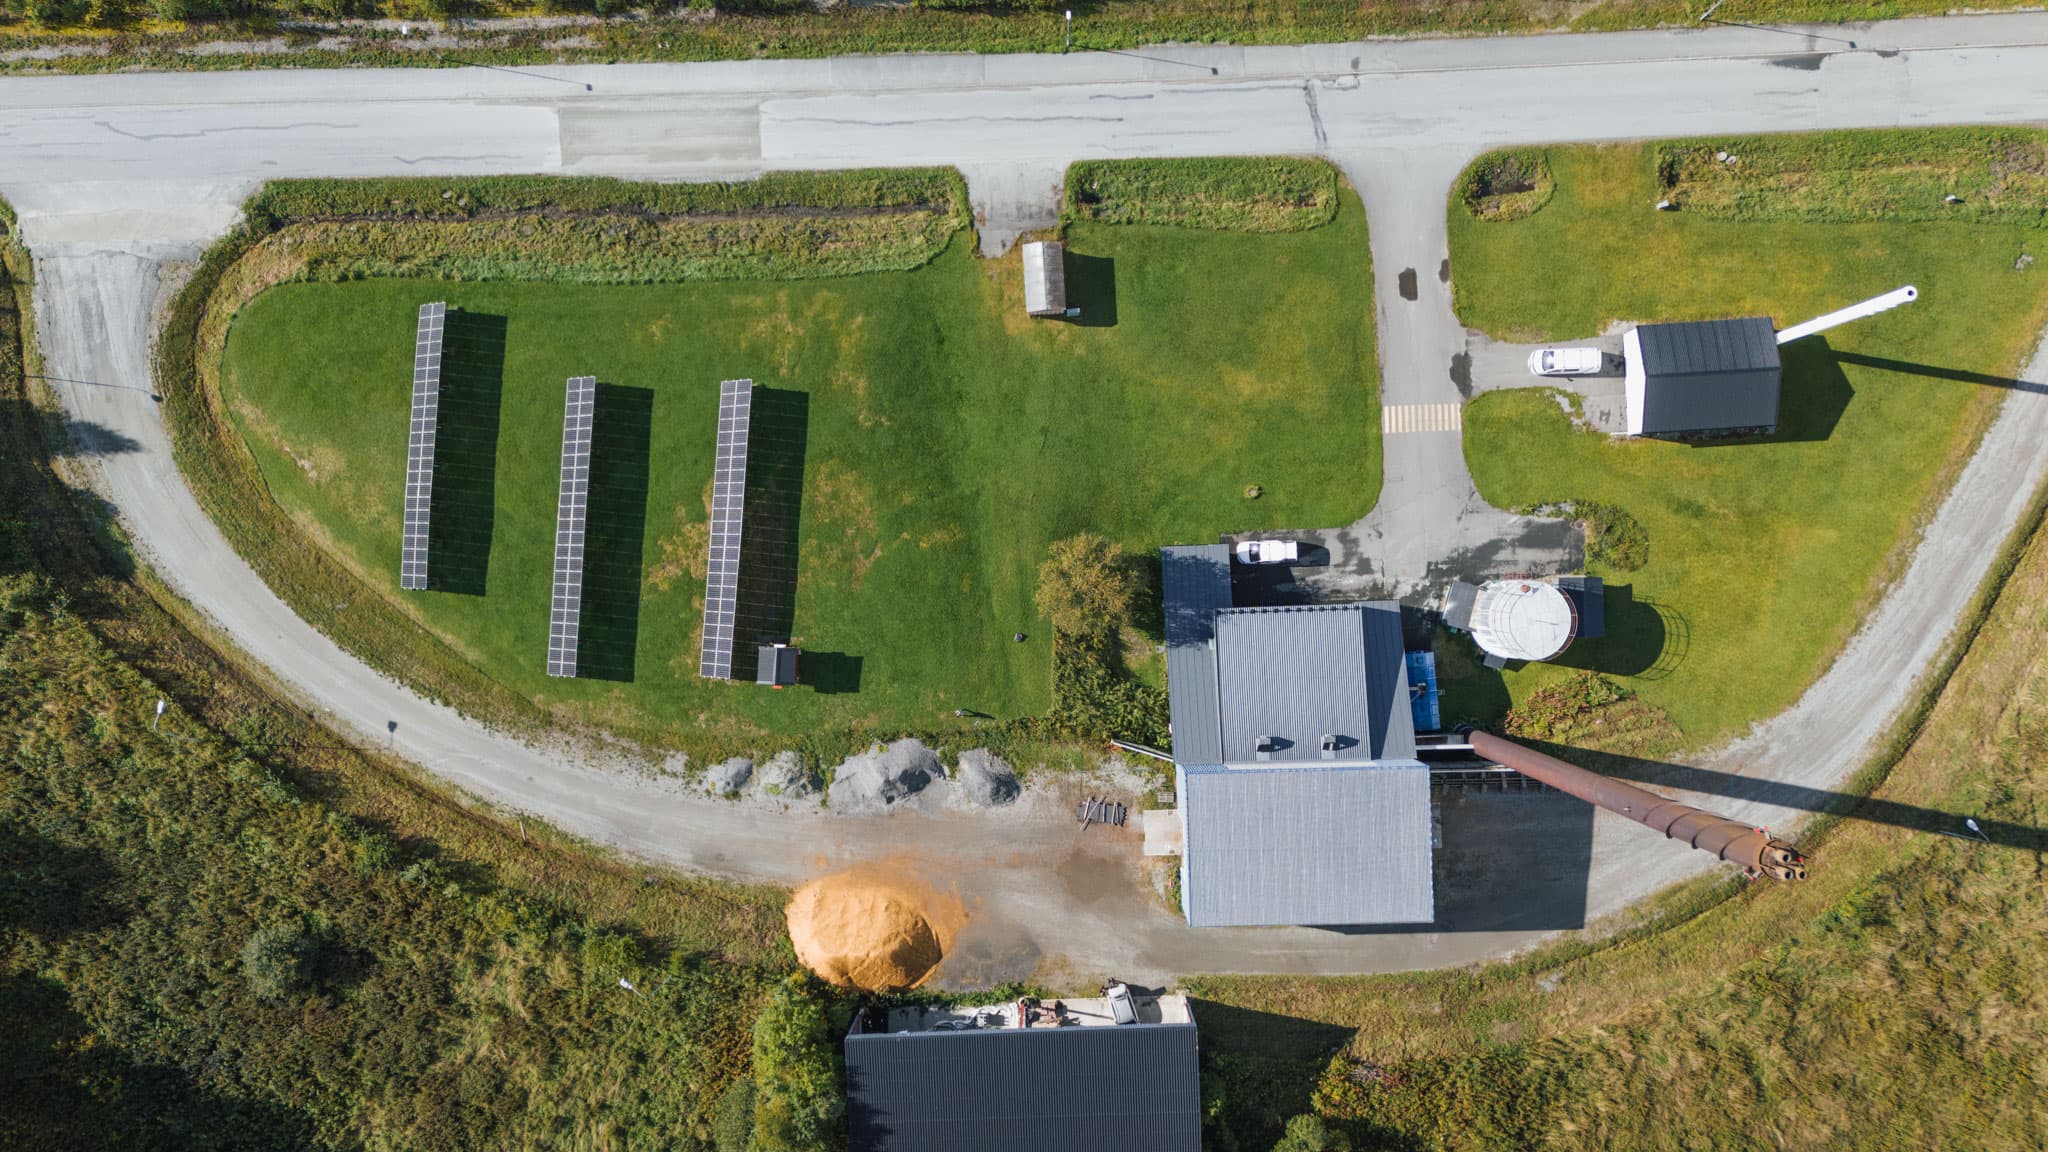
[8, 13, 2048, 980]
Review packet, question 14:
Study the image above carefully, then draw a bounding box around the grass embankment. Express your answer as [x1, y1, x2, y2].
[1188, 476, 2048, 1149]
[1067, 156, 1339, 232]
[1446, 133, 2048, 750]
[188, 163, 1378, 760]
[1, 0, 2035, 76]
[0, 200, 795, 1150]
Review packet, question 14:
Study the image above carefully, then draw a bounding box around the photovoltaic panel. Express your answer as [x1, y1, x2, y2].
[698, 378, 754, 679]
[399, 302, 446, 591]
[547, 376, 597, 678]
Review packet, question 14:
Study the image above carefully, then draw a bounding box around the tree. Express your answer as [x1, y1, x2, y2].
[751, 975, 843, 1151]
[239, 923, 312, 1002]
[1034, 532, 1139, 640]
[1273, 1114, 1351, 1152]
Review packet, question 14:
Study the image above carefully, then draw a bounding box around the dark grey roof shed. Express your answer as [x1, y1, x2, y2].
[1629, 316, 1782, 436]
[1161, 545, 1231, 766]
[845, 1021, 1201, 1152]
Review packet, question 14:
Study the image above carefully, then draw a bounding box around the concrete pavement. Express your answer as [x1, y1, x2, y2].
[8, 13, 2048, 979]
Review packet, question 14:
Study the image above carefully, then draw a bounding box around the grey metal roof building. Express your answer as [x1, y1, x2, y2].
[844, 1014, 1200, 1151]
[1623, 316, 1782, 437]
[1160, 544, 1433, 927]
[1213, 604, 1414, 763]
[1160, 545, 1231, 765]
[1179, 760, 1433, 927]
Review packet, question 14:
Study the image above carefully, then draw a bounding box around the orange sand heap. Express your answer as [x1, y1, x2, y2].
[786, 864, 966, 992]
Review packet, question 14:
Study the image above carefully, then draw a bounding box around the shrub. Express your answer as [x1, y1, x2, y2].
[239, 923, 313, 1002]
[1066, 157, 1341, 232]
[1035, 532, 1140, 641]
[751, 974, 843, 1152]
[1458, 149, 1554, 222]
[1274, 1113, 1352, 1152]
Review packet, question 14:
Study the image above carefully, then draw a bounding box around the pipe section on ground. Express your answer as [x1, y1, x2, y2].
[1463, 729, 1808, 880]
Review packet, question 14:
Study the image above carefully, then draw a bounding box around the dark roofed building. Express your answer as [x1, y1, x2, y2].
[1624, 316, 1782, 437]
[1160, 545, 1232, 765]
[845, 993, 1201, 1152]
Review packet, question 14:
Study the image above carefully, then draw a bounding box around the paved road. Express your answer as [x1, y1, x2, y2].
[7, 14, 2048, 981]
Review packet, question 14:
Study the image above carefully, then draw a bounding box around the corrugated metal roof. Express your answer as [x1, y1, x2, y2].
[1181, 760, 1434, 927]
[845, 1023, 1202, 1152]
[1633, 317, 1782, 434]
[1162, 546, 1231, 766]
[1212, 604, 1414, 763]
[1022, 241, 1067, 317]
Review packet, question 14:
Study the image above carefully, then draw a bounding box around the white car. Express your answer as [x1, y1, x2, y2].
[1527, 346, 1604, 376]
[1235, 539, 1300, 565]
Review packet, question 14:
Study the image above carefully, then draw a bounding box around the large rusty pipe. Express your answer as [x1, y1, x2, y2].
[1464, 729, 1808, 881]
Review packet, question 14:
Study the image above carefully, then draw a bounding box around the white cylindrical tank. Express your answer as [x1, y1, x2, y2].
[1469, 580, 1579, 663]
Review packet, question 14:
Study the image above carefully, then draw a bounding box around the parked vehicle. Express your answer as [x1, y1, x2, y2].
[1235, 539, 1300, 565]
[1526, 346, 1604, 376]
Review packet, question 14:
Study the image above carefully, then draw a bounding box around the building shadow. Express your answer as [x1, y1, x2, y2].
[1691, 335, 1852, 448]
[1832, 350, 2048, 395]
[1324, 784, 1593, 933]
[1521, 738, 2048, 851]
[801, 651, 864, 695]
[1186, 999, 1356, 1147]
[1549, 584, 1687, 679]
[425, 310, 507, 596]
[577, 382, 653, 683]
[730, 387, 809, 684]
[1064, 252, 1117, 328]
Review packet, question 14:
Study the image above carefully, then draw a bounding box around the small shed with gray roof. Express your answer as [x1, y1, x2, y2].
[1021, 240, 1067, 318]
[1623, 316, 1782, 437]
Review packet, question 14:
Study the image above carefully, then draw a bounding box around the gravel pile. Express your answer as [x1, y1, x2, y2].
[704, 757, 753, 797]
[951, 749, 1020, 807]
[753, 751, 819, 799]
[826, 739, 944, 812]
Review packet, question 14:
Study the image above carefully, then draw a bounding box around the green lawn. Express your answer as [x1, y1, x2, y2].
[1448, 142, 2048, 749]
[218, 199, 1379, 752]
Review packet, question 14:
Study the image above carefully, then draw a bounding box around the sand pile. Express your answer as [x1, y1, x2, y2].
[786, 864, 966, 991]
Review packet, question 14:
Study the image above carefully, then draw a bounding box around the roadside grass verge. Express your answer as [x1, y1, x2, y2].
[2, 1, 2038, 76]
[2, 199, 794, 1151]
[1190, 476, 2048, 1150]
[1656, 127, 2048, 226]
[1066, 157, 1339, 233]
[182, 170, 1378, 760]
[1448, 138, 2048, 750]
[1455, 148, 1553, 223]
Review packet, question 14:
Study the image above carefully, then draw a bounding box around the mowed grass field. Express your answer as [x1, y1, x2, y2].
[1449, 142, 2048, 748]
[218, 202, 1378, 749]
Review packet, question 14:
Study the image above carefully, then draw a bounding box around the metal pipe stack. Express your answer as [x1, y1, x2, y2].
[1463, 729, 1808, 880]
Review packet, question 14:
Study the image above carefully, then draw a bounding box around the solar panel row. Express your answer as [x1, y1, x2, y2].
[399, 302, 447, 591]
[547, 376, 597, 678]
[698, 378, 754, 679]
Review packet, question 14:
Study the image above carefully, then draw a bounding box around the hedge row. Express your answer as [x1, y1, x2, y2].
[251, 169, 966, 223]
[1066, 156, 1341, 233]
[1655, 128, 2048, 226]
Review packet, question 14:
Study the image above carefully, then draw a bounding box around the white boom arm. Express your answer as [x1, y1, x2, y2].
[1776, 285, 1918, 346]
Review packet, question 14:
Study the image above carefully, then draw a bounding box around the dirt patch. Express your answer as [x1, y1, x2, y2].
[787, 861, 968, 992]
[647, 482, 714, 592]
[809, 461, 886, 586]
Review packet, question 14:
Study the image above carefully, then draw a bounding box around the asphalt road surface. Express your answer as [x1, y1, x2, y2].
[6, 13, 2048, 982]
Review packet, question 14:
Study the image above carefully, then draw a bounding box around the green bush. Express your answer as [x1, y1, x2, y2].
[1457, 149, 1554, 223]
[751, 974, 844, 1152]
[1273, 1113, 1352, 1152]
[1066, 157, 1341, 232]
[238, 923, 313, 1001]
[1035, 531, 1141, 641]
[1654, 128, 2048, 225]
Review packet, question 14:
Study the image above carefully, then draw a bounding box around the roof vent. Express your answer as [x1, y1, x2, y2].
[1320, 734, 1338, 759]
[1255, 735, 1277, 762]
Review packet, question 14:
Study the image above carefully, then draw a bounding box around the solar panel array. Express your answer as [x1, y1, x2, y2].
[698, 379, 755, 679]
[399, 302, 447, 591]
[546, 376, 597, 678]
